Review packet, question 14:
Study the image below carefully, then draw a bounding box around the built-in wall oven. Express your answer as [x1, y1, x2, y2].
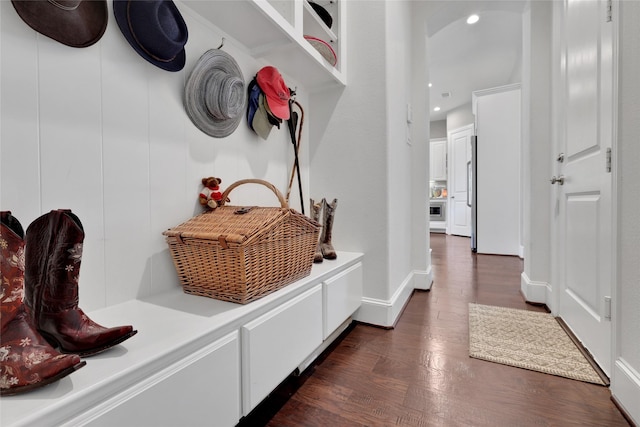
[429, 200, 446, 222]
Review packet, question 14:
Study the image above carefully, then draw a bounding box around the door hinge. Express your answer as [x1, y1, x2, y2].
[604, 296, 612, 320]
[606, 0, 613, 22]
[606, 148, 612, 172]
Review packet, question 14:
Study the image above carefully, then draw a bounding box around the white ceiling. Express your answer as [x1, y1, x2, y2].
[425, 1, 527, 122]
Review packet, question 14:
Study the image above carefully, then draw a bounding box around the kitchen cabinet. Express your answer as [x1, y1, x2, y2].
[430, 138, 447, 181]
[180, 0, 346, 91]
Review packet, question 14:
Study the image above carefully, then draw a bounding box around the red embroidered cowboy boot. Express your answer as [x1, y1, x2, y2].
[24, 209, 137, 357]
[1, 211, 85, 395]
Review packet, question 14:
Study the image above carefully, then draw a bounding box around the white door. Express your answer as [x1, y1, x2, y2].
[555, 0, 614, 374]
[448, 125, 473, 237]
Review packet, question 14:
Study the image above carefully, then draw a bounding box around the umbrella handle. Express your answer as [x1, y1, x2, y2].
[286, 100, 305, 214]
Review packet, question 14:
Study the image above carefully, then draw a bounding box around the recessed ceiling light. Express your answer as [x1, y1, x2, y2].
[467, 14, 479, 24]
[428, 83, 433, 88]
[434, 107, 441, 112]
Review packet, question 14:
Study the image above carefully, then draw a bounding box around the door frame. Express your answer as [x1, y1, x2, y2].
[550, 0, 619, 377]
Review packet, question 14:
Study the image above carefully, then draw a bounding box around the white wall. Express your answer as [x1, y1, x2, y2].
[385, 1, 419, 316]
[446, 103, 474, 133]
[430, 120, 447, 139]
[309, 1, 387, 303]
[0, 1, 307, 311]
[520, 1, 552, 304]
[614, 0, 640, 423]
[310, 0, 430, 326]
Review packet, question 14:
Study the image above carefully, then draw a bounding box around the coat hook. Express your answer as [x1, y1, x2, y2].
[217, 37, 225, 50]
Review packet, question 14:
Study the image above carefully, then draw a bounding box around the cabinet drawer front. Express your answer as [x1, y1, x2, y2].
[85, 332, 241, 427]
[242, 285, 323, 414]
[323, 262, 363, 339]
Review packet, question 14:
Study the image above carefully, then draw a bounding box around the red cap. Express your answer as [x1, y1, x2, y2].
[256, 66, 290, 120]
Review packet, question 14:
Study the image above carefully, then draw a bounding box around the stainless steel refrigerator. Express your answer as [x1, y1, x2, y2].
[468, 85, 521, 255]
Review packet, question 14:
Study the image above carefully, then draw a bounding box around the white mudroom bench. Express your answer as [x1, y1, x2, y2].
[1, 251, 364, 427]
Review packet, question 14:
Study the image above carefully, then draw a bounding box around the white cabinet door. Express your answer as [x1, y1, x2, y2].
[430, 139, 447, 181]
[241, 285, 323, 414]
[323, 262, 363, 339]
[84, 332, 241, 427]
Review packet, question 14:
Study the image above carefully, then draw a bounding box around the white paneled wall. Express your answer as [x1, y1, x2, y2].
[0, 1, 308, 311]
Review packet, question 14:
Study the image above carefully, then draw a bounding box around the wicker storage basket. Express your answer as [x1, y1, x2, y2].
[163, 179, 321, 304]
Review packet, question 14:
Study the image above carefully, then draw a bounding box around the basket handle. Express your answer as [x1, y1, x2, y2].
[220, 179, 289, 209]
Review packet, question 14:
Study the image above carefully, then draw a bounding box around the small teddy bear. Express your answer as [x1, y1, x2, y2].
[199, 177, 227, 209]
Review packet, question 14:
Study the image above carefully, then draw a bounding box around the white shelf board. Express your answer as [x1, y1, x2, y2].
[303, 1, 338, 42]
[180, 0, 345, 90]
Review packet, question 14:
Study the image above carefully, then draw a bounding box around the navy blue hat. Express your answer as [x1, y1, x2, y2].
[113, 0, 188, 72]
[246, 78, 261, 131]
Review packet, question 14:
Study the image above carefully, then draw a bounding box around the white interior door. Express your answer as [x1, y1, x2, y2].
[448, 125, 473, 237]
[555, 0, 614, 375]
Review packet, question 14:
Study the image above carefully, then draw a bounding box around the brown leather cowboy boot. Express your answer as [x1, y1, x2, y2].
[24, 209, 137, 357]
[310, 198, 324, 263]
[1, 211, 85, 395]
[320, 198, 337, 260]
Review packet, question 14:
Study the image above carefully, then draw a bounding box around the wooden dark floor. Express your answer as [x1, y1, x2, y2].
[253, 234, 630, 426]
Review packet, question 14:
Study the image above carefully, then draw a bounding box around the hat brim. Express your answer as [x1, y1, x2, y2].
[184, 49, 246, 138]
[252, 93, 273, 140]
[305, 36, 337, 66]
[113, 0, 186, 72]
[263, 94, 290, 121]
[308, 1, 333, 28]
[12, 0, 107, 48]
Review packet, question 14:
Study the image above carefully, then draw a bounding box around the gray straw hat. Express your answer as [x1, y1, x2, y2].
[184, 49, 246, 138]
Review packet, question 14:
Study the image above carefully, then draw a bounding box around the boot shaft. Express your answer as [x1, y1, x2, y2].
[310, 198, 322, 222]
[309, 199, 324, 263]
[1, 212, 26, 331]
[321, 198, 337, 242]
[24, 210, 84, 320]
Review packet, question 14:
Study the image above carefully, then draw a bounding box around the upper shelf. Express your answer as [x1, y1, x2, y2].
[180, 0, 345, 91]
[303, 1, 337, 42]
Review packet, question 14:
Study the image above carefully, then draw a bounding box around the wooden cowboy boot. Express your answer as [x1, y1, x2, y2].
[24, 210, 137, 357]
[1, 211, 85, 395]
[320, 198, 338, 260]
[310, 198, 324, 263]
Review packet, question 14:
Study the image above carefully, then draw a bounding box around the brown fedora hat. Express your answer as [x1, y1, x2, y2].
[12, 1, 107, 48]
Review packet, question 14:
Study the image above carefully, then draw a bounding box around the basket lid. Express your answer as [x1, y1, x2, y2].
[163, 206, 290, 244]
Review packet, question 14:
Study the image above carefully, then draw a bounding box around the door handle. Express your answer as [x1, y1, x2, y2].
[550, 175, 565, 185]
[466, 160, 471, 207]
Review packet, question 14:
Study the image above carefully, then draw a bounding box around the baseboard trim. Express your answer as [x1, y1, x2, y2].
[520, 271, 550, 305]
[612, 358, 640, 425]
[355, 269, 430, 327]
[413, 267, 433, 291]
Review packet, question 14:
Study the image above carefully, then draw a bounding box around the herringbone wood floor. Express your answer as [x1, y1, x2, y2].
[244, 234, 630, 426]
